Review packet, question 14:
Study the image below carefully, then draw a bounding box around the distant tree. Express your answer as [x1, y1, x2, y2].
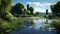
[11, 3, 26, 17]
[50, 1, 60, 16]
[27, 4, 29, 10]
[34, 12, 40, 16]
[46, 9, 48, 15]
[29, 7, 34, 15]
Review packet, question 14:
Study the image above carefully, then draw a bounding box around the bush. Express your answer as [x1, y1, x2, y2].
[51, 19, 60, 34]
[0, 18, 24, 34]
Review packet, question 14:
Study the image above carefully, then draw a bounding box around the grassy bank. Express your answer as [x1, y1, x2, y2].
[51, 18, 60, 34]
[0, 18, 24, 34]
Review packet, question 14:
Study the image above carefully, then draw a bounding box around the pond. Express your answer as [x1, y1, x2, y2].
[11, 17, 56, 34]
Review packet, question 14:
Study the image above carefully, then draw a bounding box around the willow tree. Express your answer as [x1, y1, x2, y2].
[0, 0, 15, 21]
[1, 0, 12, 12]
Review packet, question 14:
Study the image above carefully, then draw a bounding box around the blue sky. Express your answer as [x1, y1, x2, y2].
[12, 0, 58, 13]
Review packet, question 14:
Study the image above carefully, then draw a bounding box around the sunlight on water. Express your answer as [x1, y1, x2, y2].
[32, 18, 52, 30]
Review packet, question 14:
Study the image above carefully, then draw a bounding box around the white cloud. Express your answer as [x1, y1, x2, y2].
[34, 8, 46, 13]
[27, 2, 32, 4]
[27, 2, 53, 13]
[33, 2, 52, 7]
[34, 8, 51, 13]
[27, 2, 56, 7]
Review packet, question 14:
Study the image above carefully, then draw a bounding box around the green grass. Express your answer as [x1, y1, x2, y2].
[0, 18, 24, 34]
[51, 19, 60, 31]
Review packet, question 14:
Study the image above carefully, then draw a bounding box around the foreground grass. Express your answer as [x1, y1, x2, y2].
[0, 18, 24, 34]
[51, 18, 60, 31]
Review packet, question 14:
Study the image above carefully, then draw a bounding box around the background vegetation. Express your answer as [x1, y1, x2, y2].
[50, 1, 60, 34]
[0, 0, 60, 34]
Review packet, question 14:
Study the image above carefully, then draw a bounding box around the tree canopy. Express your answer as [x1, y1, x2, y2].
[50, 1, 60, 16]
[11, 3, 26, 17]
[29, 7, 34, 15]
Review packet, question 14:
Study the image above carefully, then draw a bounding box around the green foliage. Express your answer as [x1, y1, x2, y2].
[1, 0, 12, 12]
[0, 0, 14, 21]
[27, 4, 29, 10]
[26, 4, 34, 16]
[10, 3, 34, 17]
[11, 3, 26, 17]
[34, 12, 40, 16]
[0, 18, 24, 33]
[50, 1, 60, 17]
[0, 0, 24, 34]
[51, 19, 60, 31]
[0, 18, 24, 32]
[29, 7, 34, 15]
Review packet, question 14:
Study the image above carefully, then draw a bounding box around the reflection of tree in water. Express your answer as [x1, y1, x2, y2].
[24, 19, 34, 26]
[46, 18, 48, 24]
[52, 20, 60, 34]
[43, 9, 50, 30]
[42, 18, 52, 31]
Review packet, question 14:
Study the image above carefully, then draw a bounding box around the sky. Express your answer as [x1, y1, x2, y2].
[12, 0, 58, 13]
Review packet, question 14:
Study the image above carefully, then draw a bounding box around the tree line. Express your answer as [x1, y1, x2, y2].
[10, 3, 34, 17]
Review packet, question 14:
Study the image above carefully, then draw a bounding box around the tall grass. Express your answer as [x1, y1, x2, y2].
[51, 19, 60, 34]
[0, 18, 24, 34]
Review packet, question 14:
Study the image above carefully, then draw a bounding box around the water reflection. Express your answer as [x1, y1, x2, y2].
[12, 18, 56, 34]
[33, 18, 53, 30]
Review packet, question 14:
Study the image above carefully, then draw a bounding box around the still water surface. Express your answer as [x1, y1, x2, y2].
[12, 18, 56, 34]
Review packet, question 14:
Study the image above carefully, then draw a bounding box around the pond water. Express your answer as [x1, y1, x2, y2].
[11, 18, 56, 34]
